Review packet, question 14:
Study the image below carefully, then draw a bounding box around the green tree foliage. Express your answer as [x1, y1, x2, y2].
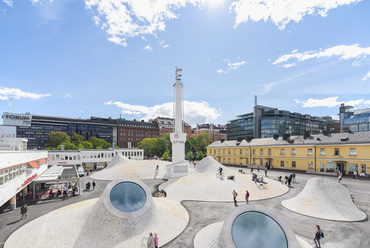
[186, 151, 194, 160]
[195, 133, 211, 154]
[47, 132, 71, 148]
[162, 151, 169, 160]
[89, 136, 111, 149]
[57, 141, 78, 150]
[72, 133, 84, 146]
[139, 138, 157, 156]
[80, 141, 93, 149]
[185, 136, 196, 155]
[196, 150, 205, 160]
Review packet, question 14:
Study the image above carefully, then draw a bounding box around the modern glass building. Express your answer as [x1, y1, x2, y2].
[227, 105, 328, 140]
[342, 107, 370, 133]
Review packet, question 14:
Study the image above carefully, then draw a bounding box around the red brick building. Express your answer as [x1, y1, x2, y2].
[117, 119, 159, 148]
[154, 117, 192, 137]
[192, 123, 227, 142]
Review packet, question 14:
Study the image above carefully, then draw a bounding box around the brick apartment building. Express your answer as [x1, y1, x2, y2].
[117, 119, 159, 148]
[192, 123, 227, 142]
[154, 117, 192, 137]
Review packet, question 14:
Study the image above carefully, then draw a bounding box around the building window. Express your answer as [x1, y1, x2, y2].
[223, 158, 225, 163]
[308, 162, 313, 169]
[228, 158, 231, 164]
[218, 149, 220, 154]
[240, 149, 242, 155]
[291, 149, 295, 155]
[253, 159, 256, 165]
[334, 148, 340, 156]
[228, 150, 231, 154]
[268, 149, 271, 155]
[223, 150, 225, 154]
[253, 149, 256, 155]
[260, 149, 263, 155]
[320, 148, 325, 156]
[350, 148, 356, 156]
[246, 158, 249, 165]
[292, 161, 296, 168]
[308, 148, 313, 156]
[280, 149, 285, 155]
[280, 161, 284, 167]
[260, 159, 263, 165]
[246, 150, 249, 155]
[234, 149, 236, 155]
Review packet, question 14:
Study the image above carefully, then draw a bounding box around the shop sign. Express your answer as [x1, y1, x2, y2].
[58, 162, 67, 164]
[17, 173, 38, 191]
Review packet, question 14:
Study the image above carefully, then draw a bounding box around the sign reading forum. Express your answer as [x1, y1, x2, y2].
[2, 112, 32, 127]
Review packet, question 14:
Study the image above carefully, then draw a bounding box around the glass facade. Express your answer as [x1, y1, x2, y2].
[109, 182, 146, 212]
[227, 106, 328, 140]
[232, 211, 287, 248]
[344, 108, 370, 132]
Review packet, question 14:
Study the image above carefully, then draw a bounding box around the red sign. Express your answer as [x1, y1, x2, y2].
[17, 173, 38, 191]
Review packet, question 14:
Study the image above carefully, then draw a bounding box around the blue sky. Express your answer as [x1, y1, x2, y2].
[1, 0, 369, 126]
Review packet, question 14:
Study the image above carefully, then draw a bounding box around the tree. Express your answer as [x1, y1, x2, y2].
[186, 151, 194, 161]
[72, 133, 84, 146]
[195, 133, 211, 154]
[89, 137, 102, 149]
[140, 138, 157, 156]
[47, 132, 70, 148]
[89, 136, 111, 149]
[196, 151, 204, 160]
[81, 141, 93, 149]
[185, 136, 196, 155]
[57, 141, 77, 150]
[162, 151, 169, 160]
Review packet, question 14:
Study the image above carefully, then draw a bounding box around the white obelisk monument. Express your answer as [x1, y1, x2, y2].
[166, 68, 189, 177]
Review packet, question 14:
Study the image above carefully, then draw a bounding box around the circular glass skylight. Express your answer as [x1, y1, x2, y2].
[109, 182, 146, 212]
[232, 211, 287, 248]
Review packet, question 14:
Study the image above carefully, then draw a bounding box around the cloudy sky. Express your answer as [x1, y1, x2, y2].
[1, 0, 369, 126]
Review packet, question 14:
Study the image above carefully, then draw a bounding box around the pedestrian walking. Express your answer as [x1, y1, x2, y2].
[147, 232, 155, 248]
[154, 165, 159, 179]
[288, 174, 292, 186]
[313, 225, 324, 248]
[264, 168, 268, 177]
[338, 172, 342, 183]
[245, 190, 250, 204]
[350, 192, 355, 202]
[154, 232, 159, 248]
[292, 173, 296, 183]
[232, 190, 238, 206]
[20, 204, 28, 220]
[354, 170, 357, 179]
[92, 181, 96, 190]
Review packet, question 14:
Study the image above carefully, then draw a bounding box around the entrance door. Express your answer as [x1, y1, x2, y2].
[337, 163, 346, 176]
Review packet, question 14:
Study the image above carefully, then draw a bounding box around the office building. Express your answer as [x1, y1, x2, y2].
[340, 105, 370, 133]
[117, 119, 159, 148]
[227, 105, 329, 140]
[2, 112, 117, 150]
[192, 123, 227, 142]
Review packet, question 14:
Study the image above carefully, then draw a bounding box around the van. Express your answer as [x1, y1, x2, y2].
[77, 166, 85, 177]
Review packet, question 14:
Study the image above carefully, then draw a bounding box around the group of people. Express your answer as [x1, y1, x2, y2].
[283, 173, 296, 186]
[85, 181, 96, 191]
[147, 232, 159, 248]
[232, 190, 251, 206]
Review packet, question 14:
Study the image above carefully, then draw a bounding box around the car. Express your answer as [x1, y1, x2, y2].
[77, 167, 85, 177]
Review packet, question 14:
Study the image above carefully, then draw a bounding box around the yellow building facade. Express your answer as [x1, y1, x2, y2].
[207, 132, 370, 176]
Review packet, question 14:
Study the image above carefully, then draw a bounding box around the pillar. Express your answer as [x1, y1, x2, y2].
[33, 182, 36, 200]
[10, 195, 16, 210]
[22, 187, 28, 201]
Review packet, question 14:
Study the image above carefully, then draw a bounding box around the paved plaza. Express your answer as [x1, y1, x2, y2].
[1, 162, 370, 248]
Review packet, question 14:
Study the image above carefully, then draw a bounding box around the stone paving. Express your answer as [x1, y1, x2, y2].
[1, 160, 370, 248]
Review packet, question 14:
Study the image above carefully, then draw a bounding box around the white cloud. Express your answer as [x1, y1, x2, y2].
[273, 44, 370, 67]
[282, 63, 296, 68]
[362, 71, 370, 81]
[217, 60, 247, 73]
[163, 44, 169, 48]
[104, 100, 221, 126]
[63, 93, 72, 98]
[85, 0, 205, 47]
[295, 96, 370, 108]
[144, 45, 152, 51]
[229, 0, 361, 29]
[0, 87, 51, 100]
[1, 0, 13, 7]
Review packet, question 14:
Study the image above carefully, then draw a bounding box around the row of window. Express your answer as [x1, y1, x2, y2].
[210, 147, 357, 156]
[51, 151, 143, 161]
[0, 164, 29, 186]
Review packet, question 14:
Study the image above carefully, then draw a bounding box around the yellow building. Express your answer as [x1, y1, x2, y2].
[207, 131, 370, 176]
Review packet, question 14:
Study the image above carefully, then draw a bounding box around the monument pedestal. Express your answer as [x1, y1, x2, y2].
[165, 161, 189, 178]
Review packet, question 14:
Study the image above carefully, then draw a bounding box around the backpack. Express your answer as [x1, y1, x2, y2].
[320, 230, 324, 238]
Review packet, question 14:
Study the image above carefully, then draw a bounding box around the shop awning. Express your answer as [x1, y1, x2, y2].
[38, 159, 45, 164]
[29, 161, 39, 168]
[46, 157, 51, 161]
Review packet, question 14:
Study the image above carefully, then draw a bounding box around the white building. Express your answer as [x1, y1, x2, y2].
[0, 150, 49, 210]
